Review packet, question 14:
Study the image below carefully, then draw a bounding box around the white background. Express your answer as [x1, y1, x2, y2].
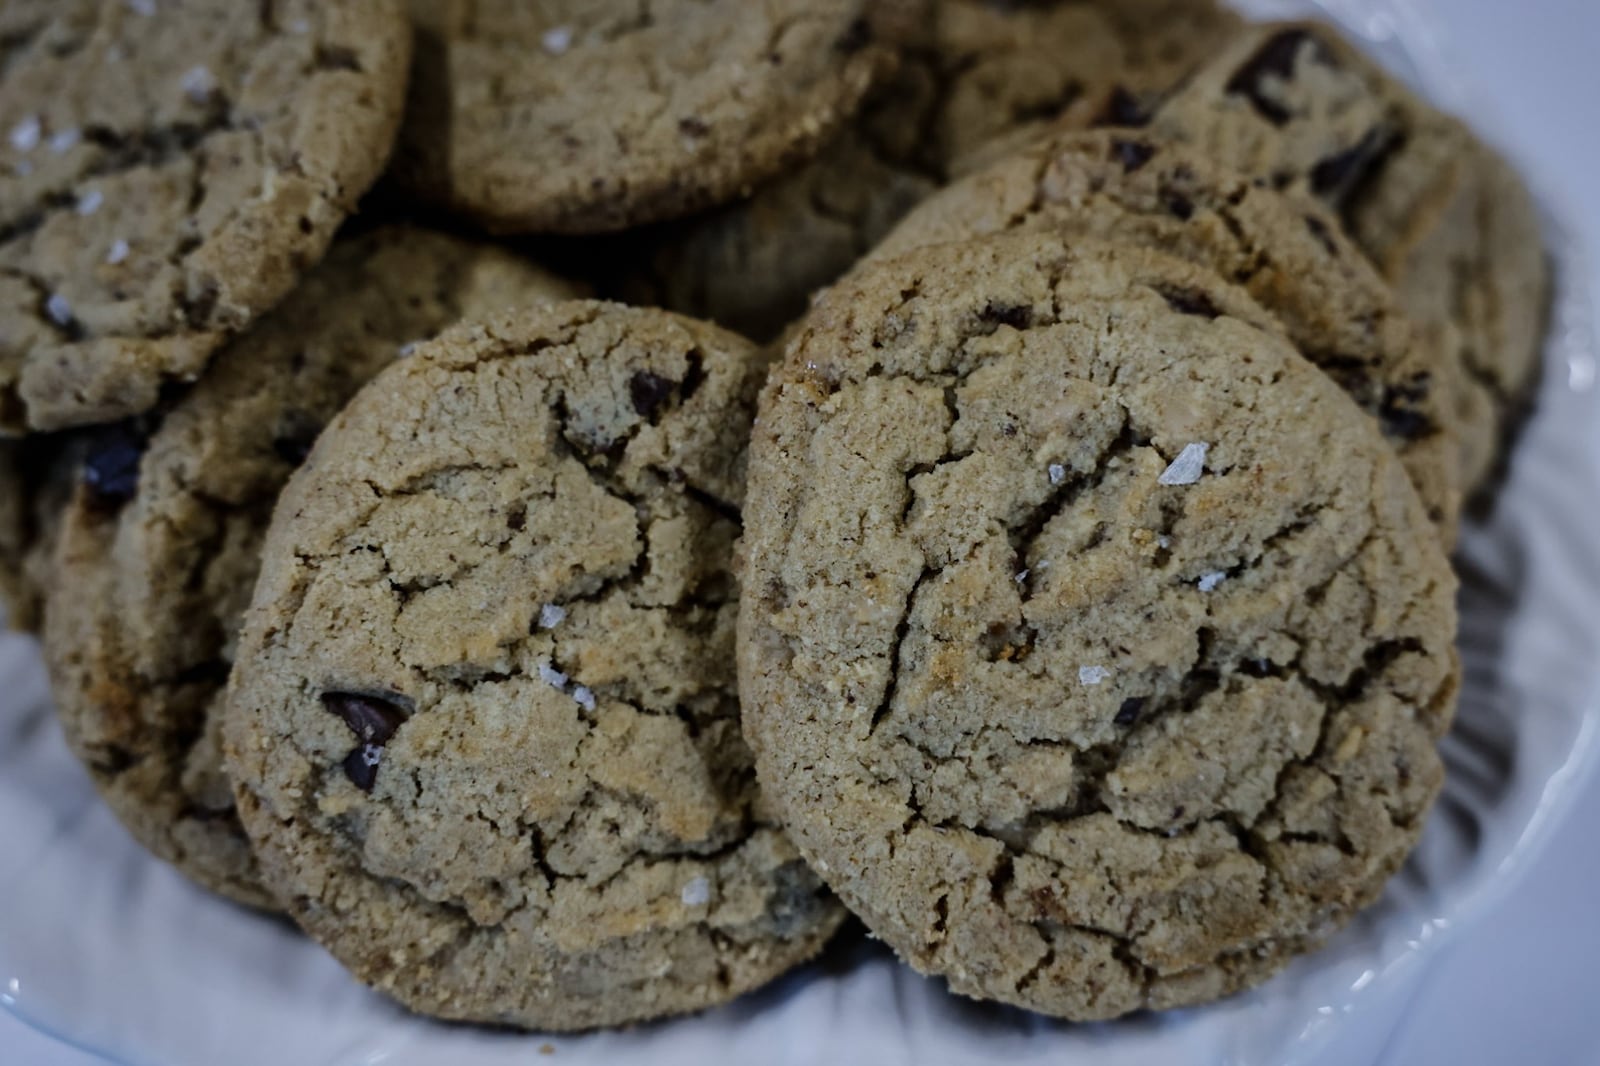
[5, 1, 1600, 1062]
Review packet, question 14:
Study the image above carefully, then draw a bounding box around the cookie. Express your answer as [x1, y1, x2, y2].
[1150, 22, 1549, 496]
[223, 301, 842, 1029]
[616, 0, 1242, 341]
[739, 234, 1459, 1020]
[867, 129, 1461, 540]
[0, 0, 411, 432]
[44, 227, 579, 909]
[392, 0, 909, 235]
[0, 433, 80, 631]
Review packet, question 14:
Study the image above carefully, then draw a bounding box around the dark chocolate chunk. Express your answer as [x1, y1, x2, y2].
[1162, 190, 1195, 220]
[1111, 138, 1156, 173]
[342, 746, 384, 793]
[1304, 213, 1341, 256]
[271, 409, 323, 465]
[1309, 126, 1396, 204]
[979, 302, 1033, 330]
[835, 17, 872, 54]
[1378, 391, 1434, 440]
[1225, 29, 1325, 126]
[1100, 85, 1151, 127]
[323, 691, 409, 746]
[628, 370, 678, 418]
[315, 44, 363, 72]
[1114, 697, 1146, 726]
[82, 420, 150, 507]
[322, 691, 410, 791]
[1156, 286, 1221, 319]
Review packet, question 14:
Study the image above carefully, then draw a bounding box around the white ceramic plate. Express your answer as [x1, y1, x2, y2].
[5, 2, 1598, 1063]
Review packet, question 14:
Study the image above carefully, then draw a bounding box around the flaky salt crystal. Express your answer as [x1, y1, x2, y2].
[541, 26, 574, 54]
[45, 293, 72, 326]
[1157, 442, 1209, 486]
[181, 65, 218, 103]
[538, 604, 566, 629]
[10, 116, 40, 152]
[1079, 665, 1110, 686]
[681, 877, 711, 906]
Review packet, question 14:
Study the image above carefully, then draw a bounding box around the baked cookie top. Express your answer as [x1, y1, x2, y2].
[869, 128, 1461, 540]
[224, 302, 841, 1029]
[393, 0, 909, 234]
[739, 234, 1458, 1020]
[617, 0, 1243, 341]
[0, 0, 411, 433]
[1151, 21, 1549, 494]
[45, 227, 579, 909]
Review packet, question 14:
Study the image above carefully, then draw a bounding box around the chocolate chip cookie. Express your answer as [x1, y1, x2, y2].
[0, 0, 411, 433]
[1151, 22, 1549, 497]
[616, 0, 1242, 341]
[224, 302, 842, 1028]
[739, 233, 1459, 1019]
[44, 227, 578, 909]
[867, 129, 1461, 540]
[392, 0, 910, 235]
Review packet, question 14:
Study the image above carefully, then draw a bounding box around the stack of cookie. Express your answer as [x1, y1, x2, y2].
[0, 0, 1547, 1034]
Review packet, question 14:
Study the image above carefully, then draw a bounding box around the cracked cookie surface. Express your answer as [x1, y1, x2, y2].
[868, 128, 1461, 541]
[738, 234, 1458, 1019]
[0, 0, 411, 432]
[392, 0, 909, 235]
[615, 0, 1242, 341]
[224, 301, 842, 1029]
[44, 227, 578, 909]
[1150, 21, 1549, 497]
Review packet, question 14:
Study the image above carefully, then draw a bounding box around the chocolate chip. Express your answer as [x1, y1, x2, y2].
[322, 692, 410, 792]
[1372, 373, 1434, 441]
[1111, 138, 1155, 172]
[1304, 213, 1340, 256]
[1114, 697, 1146, 726]
[979, 302, 1033, 330]
[1156, 286, 1221, 319]
[1225, 29, 1325, 125]
[835, 17, 872, 54]
[314, 44, 363, 72]
[1309, 126, 1396, 205]
[628, 370, 678, 418]
[341, 747, 384, 792]
[1378, 391, 1434, 440]
[88, 744, 138, 776]
[1099, 85, 1150, 127]
[83, 420, 150, 507]
[1162, 190, 1195, 220]
[271, 409, 322, 465]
